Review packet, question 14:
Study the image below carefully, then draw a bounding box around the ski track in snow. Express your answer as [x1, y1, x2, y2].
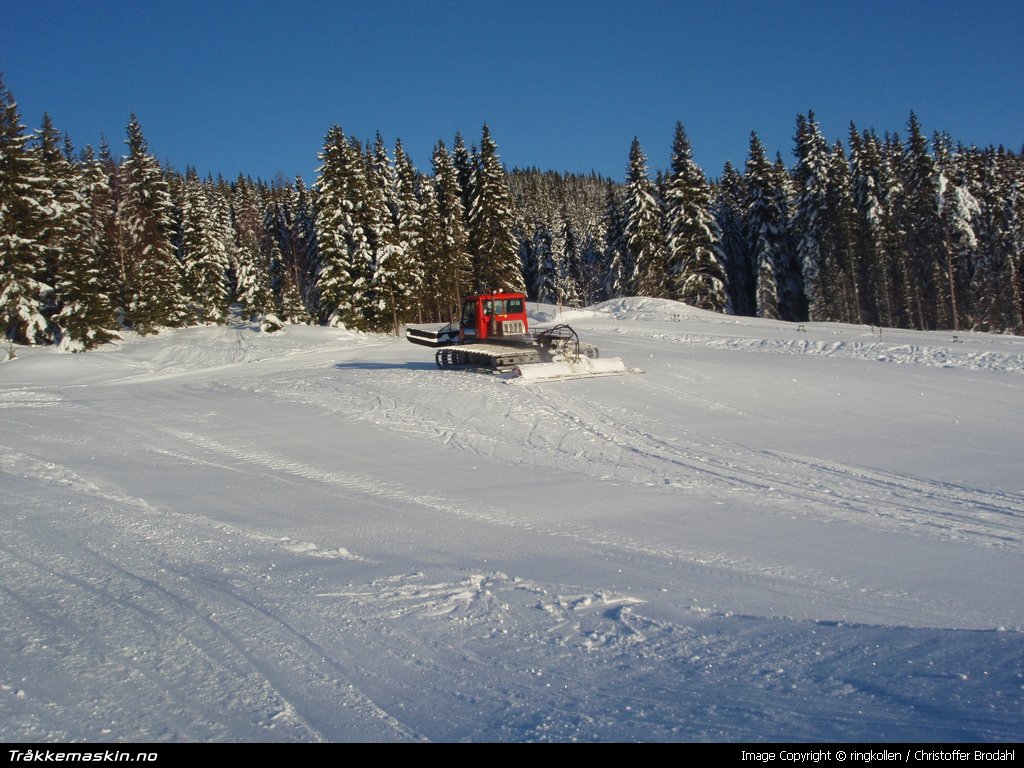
[1, 303, 1023, 742]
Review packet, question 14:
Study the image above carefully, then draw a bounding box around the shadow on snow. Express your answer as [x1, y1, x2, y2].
[334, 361, 437, 372]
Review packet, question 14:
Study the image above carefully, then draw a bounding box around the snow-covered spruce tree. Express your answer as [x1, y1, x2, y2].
[934, 133, 980, 332]
[530, 225, 558, 304]
[260, 219, 289, 332]
[579, 232, 605, 305]
[623, 138, 668, 298]
[416, 179, 446, 321]
[516, 230, 537, 304]
[773, 152, 804, 319]
[0, 80, 53, 344]
[743, 133, 793, 320]
[970, 148, 1022, 332]
[179, 169, 229, 324]
[713, 161, 753, 316]
[822, 140, 861, 323]
[75, 144, 124, 345]
[467, 125, 525, 293]
[600, 180, 629, 300]
[898, 113, 947, 330]
[663, 122, 729, 312]
[388, 140, 425, 328]
[116, 115, 186, 333]
[452, 132, 475, 227]
[1006, 158, 1024, 334]
[883, 131, 920, 329]
[286, 176, 318, 318]
[848, 125, 886, 326]
[210, 178, 238, 307]
[269, 190, 315, 324]
[556, 211, 585, 307]
[430, 140, 472, 318]
[878, 133, 916, 329]
[35, 118, 119, 349]
[361, 135, 393, 331]
[230, 176, 274, 321]
[262, 199, 284, 309]
[263, 181, 312, 326]
[275, 261, 309, 325]
[313, 127, 356, 327]
[88, 139, 127, 317]
[791, 112, 832, 321]
[29, 115, 64, 323]
[314, 126, 375, 330]
[349, 141, 383, 329]
[363, 137, 421, 333]
[509, 172, 545, 302]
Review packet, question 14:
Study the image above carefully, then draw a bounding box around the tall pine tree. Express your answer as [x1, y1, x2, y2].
[230, 176, 274, 321]
[179, 169, 229, 324]
[430, 140, 472, 317]
[0, 80, 53, 344]
[116, 115, 186, 333]
[623, 137, 667, 298]
[743, 133, 791, 320]
[822, 140, 861, 323]
[36, 118, 119, 349]
[314, 126, 359, 327]
[467, 125, 524, 293]
[899, 113, 947, 329]
[600, 180, 629, 300]
[791, 112, 832, 321]
[713, 161, 753, 315]
[663, 122, 729, 312]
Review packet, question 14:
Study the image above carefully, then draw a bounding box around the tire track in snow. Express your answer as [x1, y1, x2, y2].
[520, 380, 1024, 551]
[745, 448, 1024, 547]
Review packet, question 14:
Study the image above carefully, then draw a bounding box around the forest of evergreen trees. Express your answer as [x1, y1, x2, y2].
[3, 75, 1023, 354]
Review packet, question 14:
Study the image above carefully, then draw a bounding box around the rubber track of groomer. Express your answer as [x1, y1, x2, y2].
[435, 344, 542, 370]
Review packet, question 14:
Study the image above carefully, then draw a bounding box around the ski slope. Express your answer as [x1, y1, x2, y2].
[1, 299, 1022, 742]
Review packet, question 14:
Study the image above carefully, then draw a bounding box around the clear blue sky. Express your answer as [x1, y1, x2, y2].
[3, 0, 1022, 183]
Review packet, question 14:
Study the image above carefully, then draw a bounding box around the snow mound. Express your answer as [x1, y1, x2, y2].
[591, 296, 724, 324]
[548, 307, 601, 323]
[147, 329, 256, 372]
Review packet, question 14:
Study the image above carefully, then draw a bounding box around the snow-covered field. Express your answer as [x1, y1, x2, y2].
[2, 298, 1022, 742]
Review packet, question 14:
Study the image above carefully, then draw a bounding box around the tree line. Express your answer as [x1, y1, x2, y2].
[519, 115, 1023, 335]
[3, 77, 1022, 353]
